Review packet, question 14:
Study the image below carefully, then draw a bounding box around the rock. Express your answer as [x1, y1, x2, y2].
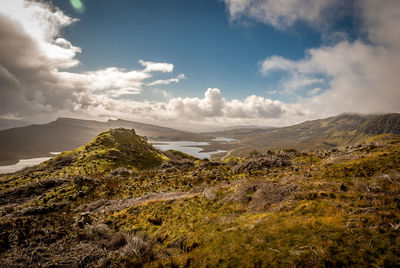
[203, 188, 217, 201]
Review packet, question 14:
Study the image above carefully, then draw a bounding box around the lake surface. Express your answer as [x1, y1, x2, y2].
[0, 152, 61, 174]
[0, 140, 229, 174]
[150, 141, 226, 159]
[212, 137, 237, 142]
[0, 157, 52, 174]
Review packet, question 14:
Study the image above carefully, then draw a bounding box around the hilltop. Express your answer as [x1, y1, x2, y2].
[44, 128, 166, 174]
[1, 128, 400, 266]
[0, 118, 206, 165]
[1, 113, 399, 166]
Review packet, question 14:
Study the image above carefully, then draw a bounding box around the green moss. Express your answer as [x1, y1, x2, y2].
[2, 133, 400, 266]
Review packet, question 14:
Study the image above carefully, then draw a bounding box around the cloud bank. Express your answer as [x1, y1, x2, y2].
[224, 0, 400, 123]
[0, 0, 399, 130]
[223, 0, 343, 29]
[0, 0, 188, 122]
[258, 0, 400, 118]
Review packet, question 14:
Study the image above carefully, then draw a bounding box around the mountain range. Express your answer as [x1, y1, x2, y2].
[0, 118, 205, 165]
[0, 113, 399, 165]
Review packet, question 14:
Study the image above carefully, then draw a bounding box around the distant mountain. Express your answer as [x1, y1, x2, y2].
[1, 114, 399, 165]
[206, 113, 400, 156]
[0, 118, 29, 130]
[0, 118, 207, 165]
[214, 125, 272, 131]
[359, 113, 400, 135]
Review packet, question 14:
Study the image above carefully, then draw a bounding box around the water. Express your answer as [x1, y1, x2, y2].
[0, 140, 230, 174]
[0, 152, 61, 174]
[212, 137, 237, 142]
[150, 141, 226, 159]
[0, 157, 52, 174]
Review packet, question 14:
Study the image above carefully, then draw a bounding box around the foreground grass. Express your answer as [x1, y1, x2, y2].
[1, 133, 400, 266]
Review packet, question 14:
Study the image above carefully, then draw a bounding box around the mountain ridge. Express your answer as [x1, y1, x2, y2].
[1, 113, 400, 165]
[0, 117, 206, 165]
[205, 113, 400, 156]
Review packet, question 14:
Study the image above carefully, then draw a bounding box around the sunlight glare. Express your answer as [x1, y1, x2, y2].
[70, 0, 85, 14]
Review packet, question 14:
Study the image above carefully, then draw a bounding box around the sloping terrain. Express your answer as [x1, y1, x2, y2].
[207, 113, 400, 156]
[359, 113, 400, 135]
[0, 118, 206, 165]
[1, 113, 399, 166]
[1, 129, 400, 267]
[0, 119, 29, 131]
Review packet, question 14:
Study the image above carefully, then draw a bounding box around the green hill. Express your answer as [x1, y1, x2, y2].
[0, 117, 206, 165]
[1, 129, 400, 266]
[44, 128, 166, 175]
[1, 113, 400, 165]
[206, 113, 400, 156]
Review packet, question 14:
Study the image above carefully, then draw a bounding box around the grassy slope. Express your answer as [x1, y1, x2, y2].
[216, 114, 400, 156]
[0, 118, 207, 165]
[1, 133, 400, 266]
[1, 113, 399, 165]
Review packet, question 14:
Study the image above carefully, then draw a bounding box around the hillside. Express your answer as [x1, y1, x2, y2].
[1, 129, 400, 266]
[1, 113, 399, 166]
[0, 119, 29, 131]
[0, 118, 206, 165]
[359, 113, 400, 135]
[206, 113, 400, 156]
[44, 128, 167, 174]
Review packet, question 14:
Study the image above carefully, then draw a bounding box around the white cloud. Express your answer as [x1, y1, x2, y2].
[139, 60, 174, 73]
[153, 89, 173, 100]
[260, 55, 297, 74]
[361, 0, 400, 49]
[105, 87, 143, 98]
[307, 88, 322, 96]
[0, 113, 23, 120]
[223, 0, 339, 29]
[281, 76, 324, 94]
[58, 67, 151, 92]
[255, 0, 400, 119]
[279, 74, 325, 95]
[0, 0, 80, 68]
[1, 0, 399, 130]
[0, 0, 290, 128]
[90, 88, 288, 124]
[261, 37, 400, 115]
[147, 74, 185, 86]
[0, 0, 183, 119]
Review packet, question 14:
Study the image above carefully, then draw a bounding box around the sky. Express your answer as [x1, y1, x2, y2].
[0, 0, 399, 130]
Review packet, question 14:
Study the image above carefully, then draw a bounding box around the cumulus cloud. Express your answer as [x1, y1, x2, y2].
[307, 88, 322, 96]
[361, 0, 400, 49]
[0, 0, 184, 121]
[223, 0, 340, 29]
[1, 0, 399, 129]
[256, 0, 400, 119]
[0, 0, 290, 128]
[260, 55, 297, 74]
[58, 67, 151, 92]
[93, 88, 287, 124]
[147, 74, 185, 86]
[0, 0, 80, 68]
[261, 41, 400, 116]
[139, 60, 174, 73]
[281, 76, 325, 94]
